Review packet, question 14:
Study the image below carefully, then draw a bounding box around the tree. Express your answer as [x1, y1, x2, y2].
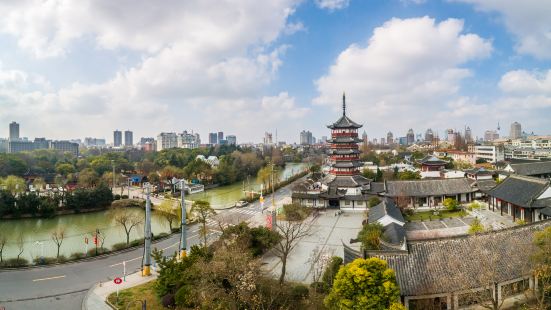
[530, 226, 551, 309]
[16, 234, 25, 263]
[468, 217, 485, 235]
[78, 168, 99, 188]
[443, 198, 460, 211]
[324, 257, 401, 310]
[32, 177, 46, 193]
[368, 196, 381, 208]
[257, 165, 272, 192]
[191, 200, 216, 247]
[51, 228, 65, 258]
[55, 163, 75, 176]
[114, 209, 142, 245]
[0, 235, 6, 263]
[357, 223, 385, 250]
[158, 199, 179, 232]
[1, 175, 26, 194]
[273, 217, 314, 284]
[398, 170, 421, 180]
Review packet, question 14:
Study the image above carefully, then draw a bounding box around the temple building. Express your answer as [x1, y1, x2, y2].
[292, 94, 380, 209]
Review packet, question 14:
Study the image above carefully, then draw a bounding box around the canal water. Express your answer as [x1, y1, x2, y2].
[0, 163, 307, 261]
[187, 162, 307, 208]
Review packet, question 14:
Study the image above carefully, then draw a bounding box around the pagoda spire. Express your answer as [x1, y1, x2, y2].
[342, 92, 346, 116]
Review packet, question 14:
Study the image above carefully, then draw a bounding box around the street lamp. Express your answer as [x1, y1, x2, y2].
[179, 179, 187, 259]
[142, 183, 152, 276]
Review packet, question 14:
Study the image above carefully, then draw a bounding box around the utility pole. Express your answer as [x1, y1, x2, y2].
[271, 162, 275, 210]
[142, 184, 152, 276]
[179, 179, 187, 259]
[111, 160, 115, 191]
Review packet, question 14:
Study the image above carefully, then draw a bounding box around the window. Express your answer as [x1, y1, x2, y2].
[345, 201, 350, 206]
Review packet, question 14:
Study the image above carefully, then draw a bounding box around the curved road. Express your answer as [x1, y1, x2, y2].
[0, 180, 296, 310]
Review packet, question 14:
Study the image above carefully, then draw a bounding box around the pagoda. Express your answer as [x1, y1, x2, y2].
[323, 94, 372, 207]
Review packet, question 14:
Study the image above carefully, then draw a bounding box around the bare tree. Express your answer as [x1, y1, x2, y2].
[273, 217, 314, 284]
[16, 234, 25, 263]
[114, 209, 142, 245]
[307, 246, 334, 309]
[191, 200, 216, 247]
[529, 227, 551, 310]
[51, 228, 65, 258]
[0, 235, 6, 263]
[157, 199, 178, 232]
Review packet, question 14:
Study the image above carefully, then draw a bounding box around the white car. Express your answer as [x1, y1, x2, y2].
[235, 200, 249, 208]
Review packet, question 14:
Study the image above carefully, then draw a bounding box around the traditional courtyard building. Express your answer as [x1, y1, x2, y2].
[383, 178, 477, 208]
[503, 161, 551, 179]
[344, 220, 551, 309]
[292, 95, 380, 209]
[487, 174, 551, 222]
[418, 155, 448, 172]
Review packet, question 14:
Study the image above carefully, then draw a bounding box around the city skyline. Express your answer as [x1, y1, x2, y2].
[0, 1, 550, 143]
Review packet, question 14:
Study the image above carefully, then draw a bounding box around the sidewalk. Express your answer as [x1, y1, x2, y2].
[82, 270, 158, 310]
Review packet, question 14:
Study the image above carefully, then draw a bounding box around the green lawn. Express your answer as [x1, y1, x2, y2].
[405, 209, 467, 221]
[107, 280, 163, 310]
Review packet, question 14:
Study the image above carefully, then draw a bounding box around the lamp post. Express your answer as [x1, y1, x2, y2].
[111, 160, 115, 191]
[179, 179, 187, 259]
[142, 183, 152, 276]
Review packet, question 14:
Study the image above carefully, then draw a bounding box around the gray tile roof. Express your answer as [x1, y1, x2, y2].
[509, 161, 551, 176]
[374, 220, 551, 296]
[368, 198, 405, 224]
[541, 207, 551, 217]
[487, 175, 549, 208]
[327, 175, 371, 188]
[332, 161, 364, 168]
[418, 155, 448, 165]
[327, 115, 362, 129]
[469, 179, 497, 192]
[385, 179, 475, 197]
[383, 222, 406, 245]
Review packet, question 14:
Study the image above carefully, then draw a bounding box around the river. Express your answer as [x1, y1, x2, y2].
[0, 163, 307, 261]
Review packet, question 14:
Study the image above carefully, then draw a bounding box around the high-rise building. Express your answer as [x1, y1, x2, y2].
[33, 138, 50, 149]
[9, 122, 19, 140]
[217, 131, 224, 143]
[425, 129, 434, 142]
[484, 130, 500, 142]
[387, 132, 393, 145]
[209, 133, 218, 145]
[139, 137, 155, 145]
[406, 129, 415, 145]
[50, 140, 79, 156]
[446, 129, 455, 142]
[465, 126, 473, 143]
[113, 130, 122, 147]
[157, 132, 178, 151]
[178, 131, 200, 149]
[124, 130, 133, 146]
[380, 137, 385, 145]
[510, 122, 522, 139]
[226, 135, 237, 145]
[362, 131, 368, 145]
[85, 137, 106, 147]
[263, 132, 273, 145]
[300, 130, 313, 145]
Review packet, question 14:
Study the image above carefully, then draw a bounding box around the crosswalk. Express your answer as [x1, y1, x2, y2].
[229, 207, 261, 216]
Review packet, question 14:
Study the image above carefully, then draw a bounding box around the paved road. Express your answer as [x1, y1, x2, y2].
[0, 177, 300, 310]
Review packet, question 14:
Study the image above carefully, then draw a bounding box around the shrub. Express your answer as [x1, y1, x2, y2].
[111, 242, 128, 251]
[175, 284, 196, 308]
[87, 247, 108, 256]
[368, 196, 381, 208]
[129, 239, 144, 247]
[443, 198, 459, 211]
[290, 284, 309, 301]
[516, 219, 526, 225]
[310, 281, 327, 293]
[155, 232, 169, 240]
[33, 256, 63, 265]
[70, 252, 85, 260]
[2, 257, 29, 267]
[322, 256, 343, 290]
[468, 201, 480, 211]
[121, 195, 129, 199]
[170, 227, 181, 234]
[283, 203, 311, 221]
[161, 293, 176, 308]
[114, 194, 121, 200]
[468, 218, 485, 235]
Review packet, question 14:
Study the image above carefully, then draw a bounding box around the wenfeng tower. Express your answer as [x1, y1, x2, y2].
[291, 94, 378, 210]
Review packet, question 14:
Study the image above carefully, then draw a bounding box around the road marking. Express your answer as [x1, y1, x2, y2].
[109, 255, 142, 267]
[32, 275, 66, 282]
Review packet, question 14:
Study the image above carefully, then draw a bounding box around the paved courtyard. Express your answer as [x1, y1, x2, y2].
[262, 211, 364, 284]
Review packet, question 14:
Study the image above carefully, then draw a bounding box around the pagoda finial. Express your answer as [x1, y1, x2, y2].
[342, 92, 346, 116]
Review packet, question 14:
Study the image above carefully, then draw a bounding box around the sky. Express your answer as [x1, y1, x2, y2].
[0, 0, 550, 144]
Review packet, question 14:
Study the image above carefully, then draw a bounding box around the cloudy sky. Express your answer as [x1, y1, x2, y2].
[0, 0, 550, 144]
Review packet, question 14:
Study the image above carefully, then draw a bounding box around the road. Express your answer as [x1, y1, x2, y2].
[0, 177, 300, 310]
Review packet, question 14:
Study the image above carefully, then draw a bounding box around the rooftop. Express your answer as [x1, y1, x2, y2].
[508, 161, 551, 176]
[385, 178, 475, 197]
[487, 174, 549, 208]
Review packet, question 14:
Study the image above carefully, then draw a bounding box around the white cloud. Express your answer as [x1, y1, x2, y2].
[314, 0, 350, 11]
[454, 0, 551, 59]
[400, 0, 427, 5]
[0, 0, 310, 142]
[499, 70, 551, 96]
[314, 17, 492, 135]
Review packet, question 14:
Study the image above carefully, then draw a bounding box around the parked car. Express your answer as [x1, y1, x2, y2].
[235, 200, 248, 208]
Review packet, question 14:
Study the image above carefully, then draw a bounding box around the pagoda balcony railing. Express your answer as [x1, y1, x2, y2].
[330, 156, 360, 161]
[331, 132, 358, 137]
[330, 144, 360, 149]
